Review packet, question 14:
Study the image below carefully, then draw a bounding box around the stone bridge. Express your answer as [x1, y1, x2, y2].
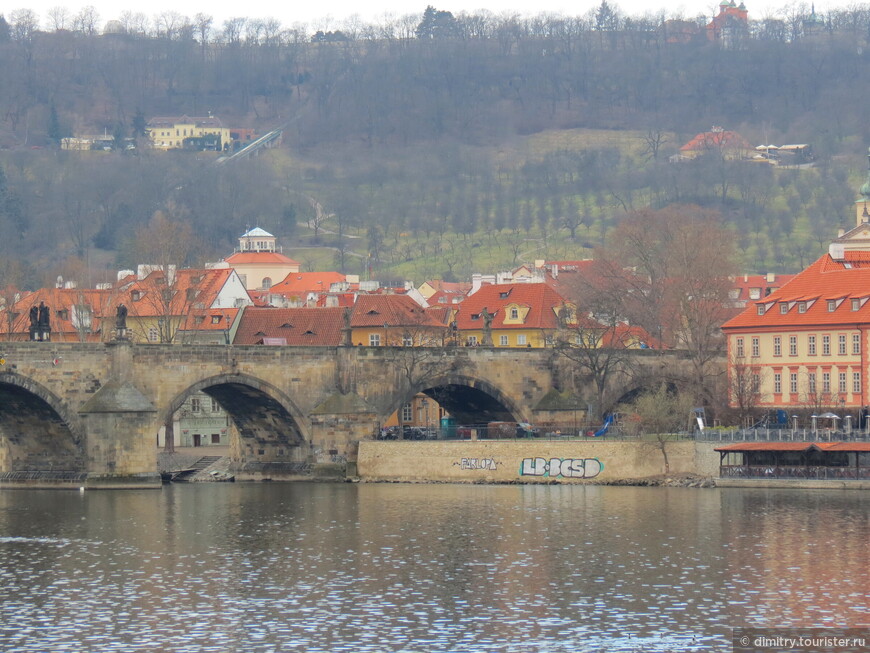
[0, 342, 698, 487]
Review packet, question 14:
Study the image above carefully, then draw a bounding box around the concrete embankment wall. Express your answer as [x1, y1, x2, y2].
[357, 440, 721, 483]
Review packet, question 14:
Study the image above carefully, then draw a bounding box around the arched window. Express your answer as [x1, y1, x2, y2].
[262, 277, 272, 289]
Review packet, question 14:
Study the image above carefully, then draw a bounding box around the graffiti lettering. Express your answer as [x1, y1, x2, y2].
[454, 458, 500, 470]
[519, 457, 602, 479]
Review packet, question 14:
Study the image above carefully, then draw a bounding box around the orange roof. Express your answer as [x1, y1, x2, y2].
[224, 251, 300, 266]
[350, 294, 446, 328]
[723, 252, 870, 330]
[180, 308, 240, 331]
[455, 283, 568, 330]
[233, 307, 346, 345]
[1, 287, 114, 341]
[680, 130, 751, 153]
[119, 268, 238, 318]
[269, 271, 346, 296]
[729, 273, 796, 302]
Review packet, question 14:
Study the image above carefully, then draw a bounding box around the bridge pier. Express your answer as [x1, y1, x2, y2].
[78, 370, 162, 489]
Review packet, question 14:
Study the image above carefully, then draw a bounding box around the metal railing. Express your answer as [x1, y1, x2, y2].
[720, 465, 870, 480]
[695, 427, 870, 442]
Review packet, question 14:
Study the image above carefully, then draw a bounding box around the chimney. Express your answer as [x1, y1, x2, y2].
[471, 273, 483, 296]
[766, 272, 775, 283]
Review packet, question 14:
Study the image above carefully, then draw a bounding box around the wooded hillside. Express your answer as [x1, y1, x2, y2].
[1, 4, 870, 287]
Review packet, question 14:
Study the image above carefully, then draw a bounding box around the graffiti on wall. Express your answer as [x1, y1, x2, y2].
[519, 457, 602, 479]
[453, 458, 501, 471]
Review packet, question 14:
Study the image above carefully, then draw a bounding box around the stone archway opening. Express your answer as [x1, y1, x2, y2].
[383, 380, 523, 440]
[0, 381, 86, 482]
[161, 377, 309, 479]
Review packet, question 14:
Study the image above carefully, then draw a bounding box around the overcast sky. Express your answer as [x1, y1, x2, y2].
[7, 0, 837, 33]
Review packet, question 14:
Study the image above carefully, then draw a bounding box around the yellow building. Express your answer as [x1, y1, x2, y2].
[146, 114, 232, 151]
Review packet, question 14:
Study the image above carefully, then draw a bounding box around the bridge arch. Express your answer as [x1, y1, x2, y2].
[0, 372, 86, 477]
[164, 373, 311, 467]
[391, 373, 528, 428]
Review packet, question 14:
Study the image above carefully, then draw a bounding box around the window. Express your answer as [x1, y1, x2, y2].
[839, 334, 847, 355]
[499, 335, 509, 346]
[211, 398, 220, 412]
[823, 372, 831, 393]
[510, 307, 519, 319]
[191, 397, 201, 412]
[262, 277, 272, 289]
[752, 373, 761, 395]
[822, 335, 831, 356]
[854, 372, 862, 394]
[790, 373, 798, 394]
[789, 336, 797, 356]
[751, 337, 760, 357]
[401, 403, 413, 422]
[808, 373, 817, 394]
[369, 333, 381, 346]
[517, 334, 527, 346]
[773, 336, 781, 357]
[148, 327, 159, 342]
[757, 305, 765, 316]
[211, 434, 221, 444]
[466, 336, 478, 346]
[808, 335, 816, 356]
[853, 298, 861, 311]
[736, 338, 745, 358]
[211, 315, 221, 324]
[827, 300, 837, 312]
[780, 303, 788, 314]
[855, 334, 862, 355]
[773, 373, 781, 394]
[839, 372, 847, 394]
[798, 302, 807, 313]
[402, 334, 413, 347]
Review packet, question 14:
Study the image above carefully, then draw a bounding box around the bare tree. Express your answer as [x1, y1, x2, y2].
[620, 383, 696, 475]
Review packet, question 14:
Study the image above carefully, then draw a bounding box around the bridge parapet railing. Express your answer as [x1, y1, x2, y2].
[377, 424, 695, 442]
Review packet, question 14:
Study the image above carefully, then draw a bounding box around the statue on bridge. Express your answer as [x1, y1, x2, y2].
[37, 301, 51, 341]
[480, 307, 494, 346]
[29, 305, 38, 341]
[115, 303, 128, 340]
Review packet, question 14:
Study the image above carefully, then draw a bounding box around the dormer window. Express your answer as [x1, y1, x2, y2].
[132, 290, 141, 301]
[749, 288, 761, 300]
[510, 307, 519, 319]
[798, 302, 807, 313]
[780, 303, 788, 314]
[757, 305, 765, 316]
[852, 298, 860, 311]
[827, 300, 837, 312]
[211, 316, 221, 324]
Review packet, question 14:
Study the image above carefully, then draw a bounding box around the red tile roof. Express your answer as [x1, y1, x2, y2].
[269, 271, 346, 296]
[233, 307, 347, 345]
[181, 308, 240, 331]
[723, 252, 870, 330]
[1, 287, 114, 341]
[224, 251, 300, 265]
[119, 268, 236, 318]
[680, 129, 752, 153]
[455, 283, 569, 330]
[350, 294, 445, 328]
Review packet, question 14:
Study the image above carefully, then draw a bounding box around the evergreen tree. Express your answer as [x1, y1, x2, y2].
[48, 104, 62, 145]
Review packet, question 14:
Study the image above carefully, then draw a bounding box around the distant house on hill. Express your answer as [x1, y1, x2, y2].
[672, 127, 752, 162]
[706, 0, 749, 44]
[146, 114, 232, 151]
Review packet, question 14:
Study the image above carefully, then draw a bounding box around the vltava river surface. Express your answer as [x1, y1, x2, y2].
[0, 483, 867, 652]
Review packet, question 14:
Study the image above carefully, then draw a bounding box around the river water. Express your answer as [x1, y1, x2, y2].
[0, 483, 867, 652]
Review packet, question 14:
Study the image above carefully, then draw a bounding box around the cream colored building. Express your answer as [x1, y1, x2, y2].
[146, 115, 232, 151]
[213, 228, 301, 291]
